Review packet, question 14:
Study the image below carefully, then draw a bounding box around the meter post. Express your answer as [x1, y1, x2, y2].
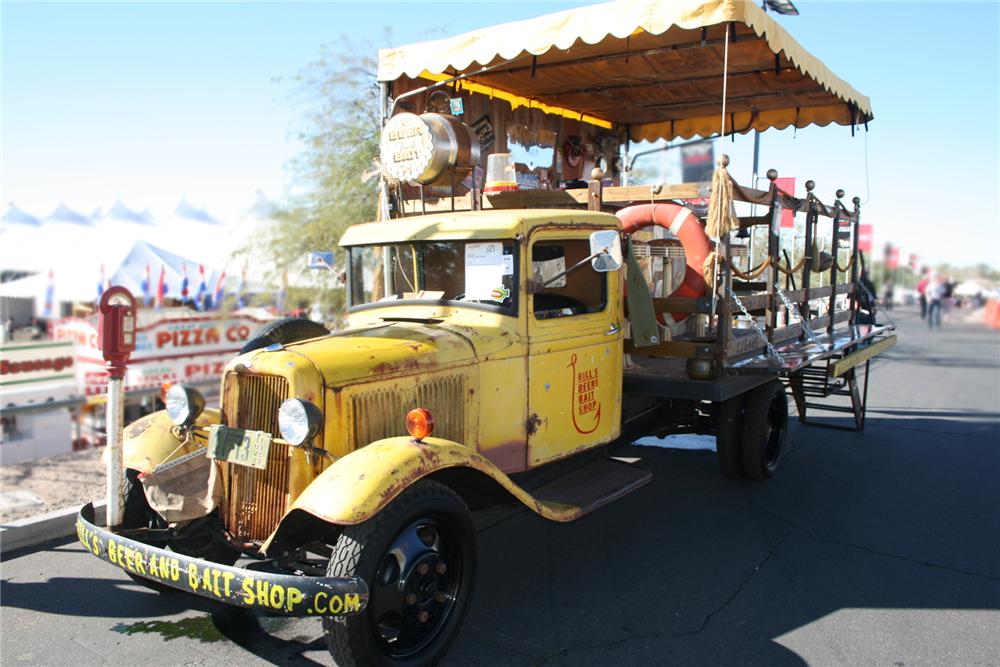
[97, 286, 137, 528]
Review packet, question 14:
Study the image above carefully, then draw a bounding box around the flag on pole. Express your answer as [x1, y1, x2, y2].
[97, 263, 106, 301]
[887, 246, 900, 270]
[44, 271, 55, 318]
[141, 263, 152, 306]
[155, 264, 167, 309]
[213, 270, 227, 309]
[275, 270, 287, 314]
[236, 264, 247, 310]
[181, 263, 190, 304]
[195, 264, 208, 311]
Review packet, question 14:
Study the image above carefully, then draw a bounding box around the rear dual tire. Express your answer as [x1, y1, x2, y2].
[715, 380, 789, 480]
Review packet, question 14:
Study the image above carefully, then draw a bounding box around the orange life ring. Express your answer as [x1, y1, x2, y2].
[616, 203, 711, 323]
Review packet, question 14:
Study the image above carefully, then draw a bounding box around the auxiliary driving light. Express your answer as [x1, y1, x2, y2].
[165, 385, 206, 427]
[405, 408, 435, 441]
[278, 398, 323, 446]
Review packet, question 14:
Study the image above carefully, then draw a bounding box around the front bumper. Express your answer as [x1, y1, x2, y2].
[76, 503, 368, 616]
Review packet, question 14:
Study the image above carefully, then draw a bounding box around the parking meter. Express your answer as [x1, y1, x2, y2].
[98, 286, 136, 379]
[98, 285, 135, 528]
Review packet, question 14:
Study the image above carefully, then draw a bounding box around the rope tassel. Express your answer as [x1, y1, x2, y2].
[706, 155, 738, 238]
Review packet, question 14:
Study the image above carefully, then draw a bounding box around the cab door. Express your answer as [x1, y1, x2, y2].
[526, 228, 623, 467]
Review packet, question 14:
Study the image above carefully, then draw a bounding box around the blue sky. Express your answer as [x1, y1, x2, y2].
[3, 1, 998, 268]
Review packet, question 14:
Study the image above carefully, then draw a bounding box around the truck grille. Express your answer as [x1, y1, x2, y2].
[220, 373, 290, 543]
[351, 375, 466, 447]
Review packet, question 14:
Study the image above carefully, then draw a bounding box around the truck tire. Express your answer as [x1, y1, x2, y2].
[324, 480, 476, 667]
[715, 395, 746, 478]
[740, 381, 789, 481]
[239, 317, 328, 354]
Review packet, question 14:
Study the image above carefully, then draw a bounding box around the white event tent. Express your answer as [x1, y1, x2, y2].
[1, 199, 278, 316]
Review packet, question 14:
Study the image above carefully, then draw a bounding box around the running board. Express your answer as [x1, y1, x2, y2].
[529, 458, 652, 521]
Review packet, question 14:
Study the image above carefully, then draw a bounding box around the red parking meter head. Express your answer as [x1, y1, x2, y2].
[98, 286, 137, 377]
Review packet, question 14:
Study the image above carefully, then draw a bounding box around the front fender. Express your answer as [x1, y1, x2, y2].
[120, 409, 221, 474]
[281, 436, 581, 529]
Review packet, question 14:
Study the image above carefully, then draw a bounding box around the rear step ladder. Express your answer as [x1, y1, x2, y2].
[784, 334, 896, 432]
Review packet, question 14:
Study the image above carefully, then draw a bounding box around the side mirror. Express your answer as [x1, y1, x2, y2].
[589, 230, 623, 272]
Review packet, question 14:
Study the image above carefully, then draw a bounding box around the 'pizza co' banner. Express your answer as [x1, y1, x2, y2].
[53, 309, 275, 395]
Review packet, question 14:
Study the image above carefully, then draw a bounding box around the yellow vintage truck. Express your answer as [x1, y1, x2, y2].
[78, 1, 895, 665]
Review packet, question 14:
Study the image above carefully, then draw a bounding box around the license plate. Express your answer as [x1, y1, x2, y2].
[207, 425, 272, 470]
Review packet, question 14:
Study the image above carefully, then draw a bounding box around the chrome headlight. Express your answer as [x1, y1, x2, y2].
[278, 398, 322, 446]
[165, 385, 205, 427]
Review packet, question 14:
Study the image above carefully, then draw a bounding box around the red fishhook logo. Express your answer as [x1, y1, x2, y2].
[567, 353, 601, 434]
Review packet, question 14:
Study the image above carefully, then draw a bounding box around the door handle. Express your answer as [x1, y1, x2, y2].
[605, 322, 621, 335]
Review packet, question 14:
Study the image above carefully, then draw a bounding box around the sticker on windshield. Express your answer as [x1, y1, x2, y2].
[491, 286, 510, 302]
[501, 254, 514, 276]
[465, 242, 504, 300]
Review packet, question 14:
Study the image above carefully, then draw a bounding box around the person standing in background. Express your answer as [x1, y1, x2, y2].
[942, 276, 956, 322]
[926, 275, 944, 329]
[917, 272, 929, 319]
[883, 280, 894, 311]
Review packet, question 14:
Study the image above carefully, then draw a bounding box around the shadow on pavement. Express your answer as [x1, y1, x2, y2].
[439, 429, 1000, 666]
[0, 575, 223, 618]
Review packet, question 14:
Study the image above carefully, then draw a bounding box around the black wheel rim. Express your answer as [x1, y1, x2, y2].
[763, 393, 787, 470]
[368, 517, 462, 658]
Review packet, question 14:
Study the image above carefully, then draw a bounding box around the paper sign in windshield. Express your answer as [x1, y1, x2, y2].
[465, 242, 504, 300]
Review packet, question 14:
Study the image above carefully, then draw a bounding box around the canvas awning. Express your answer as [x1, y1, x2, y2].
[377, 0, 872, 142]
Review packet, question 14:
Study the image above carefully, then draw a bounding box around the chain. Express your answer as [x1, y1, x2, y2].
[730, 288, 784, 364]
[775, 285, 820, 342]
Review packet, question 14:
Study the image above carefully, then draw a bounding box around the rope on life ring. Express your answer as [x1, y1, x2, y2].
[617, 203, 710, 324]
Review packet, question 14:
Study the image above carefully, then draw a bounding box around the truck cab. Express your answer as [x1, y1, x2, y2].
[339, 209, 624, 473]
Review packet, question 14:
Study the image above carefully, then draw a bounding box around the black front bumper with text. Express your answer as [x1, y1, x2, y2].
[76, 502, 368, 616]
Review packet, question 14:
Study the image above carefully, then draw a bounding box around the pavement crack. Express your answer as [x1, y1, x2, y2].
[669, 528, 790, 638]
[747, 492, 1000, 583]
[531, 530, 790, 666]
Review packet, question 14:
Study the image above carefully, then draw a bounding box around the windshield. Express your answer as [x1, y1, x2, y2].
[348, 240, 518, 314]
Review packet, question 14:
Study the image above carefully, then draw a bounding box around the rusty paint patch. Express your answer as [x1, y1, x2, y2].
[526, 413, 543, 436]
[372, 357, 424, 375]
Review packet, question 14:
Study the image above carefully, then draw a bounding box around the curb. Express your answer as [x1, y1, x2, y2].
[0, 501, 106, 555]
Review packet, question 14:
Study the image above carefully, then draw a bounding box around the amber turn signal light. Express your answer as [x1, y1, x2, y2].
[405, 408, 434, 441]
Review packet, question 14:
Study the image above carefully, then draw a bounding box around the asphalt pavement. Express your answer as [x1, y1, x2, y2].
[2, 306, 998, 666]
